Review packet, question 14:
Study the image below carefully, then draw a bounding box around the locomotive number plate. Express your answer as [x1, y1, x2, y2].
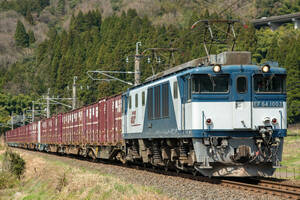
[253, 101, 283, 108]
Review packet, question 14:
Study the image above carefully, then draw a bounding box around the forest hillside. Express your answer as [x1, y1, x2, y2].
[0, 0, 299, 132]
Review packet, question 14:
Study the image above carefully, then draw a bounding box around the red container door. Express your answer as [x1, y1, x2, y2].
[26, 125, 29, 143]
[92, 103, 99, 145]
[67, 114, 70, 144]
[33, 122, 37, 144]
[107, 98, 115, 144]
[79, 109, 83, 145]
[73, 111, 77, 144]
[99, 99, 107, 144]
[58, 114, 62, 144]
[49, 119, 52, 144]
[86, 107, 89, 144]
[83, 107, 87, 145]
[115, 95, 122, 143]
[71, 112, 74, 145]
[62, 115, 66, 144]
[95, 103, 100, 145]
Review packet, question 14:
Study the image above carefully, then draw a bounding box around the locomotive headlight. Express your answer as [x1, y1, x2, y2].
[213, 65, 221, 73]
[263, 117, 270, 124]
[261, 65, 270, 73]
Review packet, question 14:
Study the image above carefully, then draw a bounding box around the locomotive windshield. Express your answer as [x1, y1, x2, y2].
[192, 74, 229, 93]
[254, 74, 286, 93]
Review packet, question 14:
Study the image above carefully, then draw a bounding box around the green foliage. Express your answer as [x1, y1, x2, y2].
[0, 0, 50, 16]
[255, 0, 300, 17]
[14, 20, 29, 47]
[25, 10, 34, 25]
[69, 0, 81, 9]
[254, 27, 300, 123]
[0, 8, 299, 123]
[0, 93, 35, 133]
[28, 30, 36, 44]
[3, 150, 26, 179]
[0, 171, 19, 189]
[57, 0, 65, 16]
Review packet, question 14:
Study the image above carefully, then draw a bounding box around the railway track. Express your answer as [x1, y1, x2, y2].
[219, 179, 300, 200]
[146, 168, 300, 200]
[12, 147, 300, 200]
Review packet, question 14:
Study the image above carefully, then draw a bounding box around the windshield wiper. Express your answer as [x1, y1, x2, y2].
[266, 74, 275, 91]
[208, 74, 216, 91]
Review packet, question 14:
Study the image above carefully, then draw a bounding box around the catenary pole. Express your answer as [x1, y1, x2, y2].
[72, 76, 77, 110]
[134, 42, 141, 86]
[46, 88, 50, 118]
[32, 101, 35, 122]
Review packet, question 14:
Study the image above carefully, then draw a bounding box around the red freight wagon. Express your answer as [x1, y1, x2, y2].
[25, 125, 29, 143]
[28, 124, 32, 143]
[72, 108, 83, 145]
[55, 114, 62, 144]
[107, 97, 115, 144]
[47, 117, 53, 144]
[62, 114, 66, 144]
[62, 112, 73, 145]
[41, 119, 48, 144]
[69, 111, 74, 144]
[84, 105, 93, 144]
[18, 127, 21, 143]
[78, 108, 84, 145]
[31, 121, 38, 144]
[69, 112, 74, 144]
[99, 99, 107, 145]
[93, 103, 99, 145]
[105, 94, 123, 145]
[18, 126, 23, 143]
[13, 128, 19, 143]
[115, 95, 122, 143]
[85, 105, 91, 144]
[24, 125, 27, 143]
[5, 130, 10, 143]
[62, 113, 69, 145]
[90, 103, 99, 145]
[15, 127, 19, 143]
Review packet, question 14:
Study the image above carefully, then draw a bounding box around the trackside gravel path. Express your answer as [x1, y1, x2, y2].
[15, 148, 284, 200]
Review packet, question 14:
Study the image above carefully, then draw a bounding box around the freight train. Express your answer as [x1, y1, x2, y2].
[5, 51, 287, 177]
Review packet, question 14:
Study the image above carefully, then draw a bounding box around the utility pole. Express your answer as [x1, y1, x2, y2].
[23, 111, 25, 125]
[11, 113, 13, 130]
[46, 88, 50, 118]
[134, 42, 142, 86]
[32, 101, 35, 122]
[72, 76, 77, 110]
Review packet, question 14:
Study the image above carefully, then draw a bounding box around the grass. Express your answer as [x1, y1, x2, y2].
[278, 129, 300, 179]
[0, 149, 170, 200]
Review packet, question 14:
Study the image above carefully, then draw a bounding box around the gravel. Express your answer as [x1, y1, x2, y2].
[16, 149, 285, 200]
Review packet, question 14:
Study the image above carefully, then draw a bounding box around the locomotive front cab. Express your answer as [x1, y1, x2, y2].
[186, 64, 287, 177]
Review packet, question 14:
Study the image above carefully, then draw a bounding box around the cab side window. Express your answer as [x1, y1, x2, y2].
[237, 77, 247, 93]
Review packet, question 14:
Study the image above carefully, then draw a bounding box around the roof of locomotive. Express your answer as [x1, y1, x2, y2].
[126, 64, 286, 93]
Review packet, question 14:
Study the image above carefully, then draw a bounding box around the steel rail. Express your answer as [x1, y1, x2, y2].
[220, 179, 300, 199]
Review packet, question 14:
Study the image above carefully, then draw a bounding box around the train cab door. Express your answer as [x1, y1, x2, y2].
[232, 73, 252, 129]
[122, 94, 127, 134]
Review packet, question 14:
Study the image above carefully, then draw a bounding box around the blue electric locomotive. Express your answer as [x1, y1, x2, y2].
[122, 51, 286, 177]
